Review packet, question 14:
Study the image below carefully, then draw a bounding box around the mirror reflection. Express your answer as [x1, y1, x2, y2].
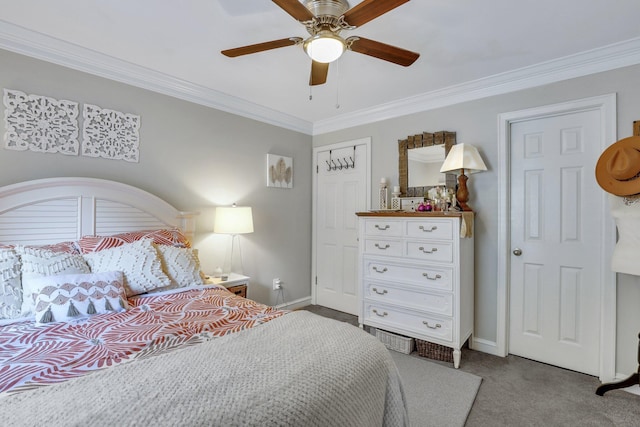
[398, 131, 456, 197]
[408, 145, 446, 188]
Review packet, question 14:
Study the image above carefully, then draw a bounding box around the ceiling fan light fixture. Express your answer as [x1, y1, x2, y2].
[304, 32, 345, 63]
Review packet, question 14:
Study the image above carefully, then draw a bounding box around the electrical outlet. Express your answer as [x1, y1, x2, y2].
[273, 278, 282, 290]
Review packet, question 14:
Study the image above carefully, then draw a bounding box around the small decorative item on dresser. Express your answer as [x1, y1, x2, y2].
[416, 339, 454, 363]
[391, 197, 401, 210]
[379, 177, 388, 209]
[399, 197, 425, 212]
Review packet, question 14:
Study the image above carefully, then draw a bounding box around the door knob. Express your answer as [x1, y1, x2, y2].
[513, 248, 522, 256]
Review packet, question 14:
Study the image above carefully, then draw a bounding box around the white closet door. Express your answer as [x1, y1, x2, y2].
[314, 140, 369, 315]
[509, 109, 602, 375]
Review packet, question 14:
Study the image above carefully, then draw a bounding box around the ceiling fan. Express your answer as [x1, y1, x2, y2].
[221, 0, 420, 86]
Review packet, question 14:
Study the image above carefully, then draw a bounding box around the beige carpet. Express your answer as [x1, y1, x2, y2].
[389, 350, 481, 427]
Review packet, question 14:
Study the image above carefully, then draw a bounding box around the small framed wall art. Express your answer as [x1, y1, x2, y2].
[267, 154, 293, 189]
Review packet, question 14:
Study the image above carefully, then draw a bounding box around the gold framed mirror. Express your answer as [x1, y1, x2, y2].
[399, 131, 456, 197]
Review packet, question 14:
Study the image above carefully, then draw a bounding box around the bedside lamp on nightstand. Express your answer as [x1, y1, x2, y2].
[214, 204, 254, 275]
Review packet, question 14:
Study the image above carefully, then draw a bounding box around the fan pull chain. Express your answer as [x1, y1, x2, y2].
[335, 59, 340, 109]
[309, 84, 313, 101]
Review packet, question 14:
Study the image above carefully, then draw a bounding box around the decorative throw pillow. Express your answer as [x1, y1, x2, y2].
[154, 244, 204, 288]
[16, 245, 91, 317]
[28, 241, 79, 254]
[83, 238, 171, 297]
[0, 247, 22, 320]
[32, 271, 128, 325]
[77, 228, 191, 254]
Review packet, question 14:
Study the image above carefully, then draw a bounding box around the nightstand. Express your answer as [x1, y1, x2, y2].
[207, 273, 249, 298]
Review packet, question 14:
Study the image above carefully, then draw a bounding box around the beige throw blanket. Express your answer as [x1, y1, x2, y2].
[0, 311, 409, 426]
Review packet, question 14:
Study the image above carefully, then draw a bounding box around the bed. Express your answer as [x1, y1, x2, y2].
[0, 177, 409, 426]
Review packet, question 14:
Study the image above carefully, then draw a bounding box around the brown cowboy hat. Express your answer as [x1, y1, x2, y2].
[595, 136, 640, 196]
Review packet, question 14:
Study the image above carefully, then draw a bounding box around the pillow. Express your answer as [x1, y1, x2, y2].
[77, 228, 191, 254]
[0, 247, 22, 320]
[154, 244, 204, 288]
[83, 238, 171, 297]
[16, 245, 91, 316]
[0, 241, 78, 254]
[32, 271, 128, 325]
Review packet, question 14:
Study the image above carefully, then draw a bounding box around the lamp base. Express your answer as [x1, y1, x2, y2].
[456, 172, 473, 211]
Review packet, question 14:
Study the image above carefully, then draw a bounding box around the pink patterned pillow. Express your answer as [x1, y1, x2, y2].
[0, 241, 78, 254]
[77, 228, 190, 254]
[32, 271, 128, 325]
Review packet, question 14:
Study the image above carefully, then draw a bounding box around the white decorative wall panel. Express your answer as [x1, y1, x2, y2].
[3, 89, 79, 155]
[524, 133, 543, 158]
[525, 170, 543, 240]
[560, 127, 584, 155]
[559, 266, 581, 344]
[82, 104, 140, 162]
[561, 167, 582, 242]
[523, 263, 543, 336]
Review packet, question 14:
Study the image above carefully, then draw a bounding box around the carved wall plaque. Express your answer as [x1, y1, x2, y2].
[82, 104, 140, 162]
[3, 89, 79, 155]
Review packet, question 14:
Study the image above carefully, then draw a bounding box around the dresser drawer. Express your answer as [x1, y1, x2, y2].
[363, 258, 453, 292]
[364, 238, 402, 256]
[363, 302, 453, 342]
[406, 241, 453, 263]
[364, 219, 402, 237]
[363, 281, 453, 316]
[405, 220, 454, 240]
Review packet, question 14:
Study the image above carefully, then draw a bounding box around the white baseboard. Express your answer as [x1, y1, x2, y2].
[275, 296, 312, 311]
[470, 337, 501, 356]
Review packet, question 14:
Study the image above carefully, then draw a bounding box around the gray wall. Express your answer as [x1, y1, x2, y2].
[0, 49, 313, 307]
[313, 64, 640, 376]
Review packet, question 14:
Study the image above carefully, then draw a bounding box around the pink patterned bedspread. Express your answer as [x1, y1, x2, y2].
[0, 286, 287, 395]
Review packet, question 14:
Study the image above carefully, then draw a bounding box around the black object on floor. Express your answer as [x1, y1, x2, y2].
[596, 333, 640, 396]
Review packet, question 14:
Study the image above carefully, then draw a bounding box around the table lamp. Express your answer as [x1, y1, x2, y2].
[214, 204, 254, 274]
[440, 144, 487, 211]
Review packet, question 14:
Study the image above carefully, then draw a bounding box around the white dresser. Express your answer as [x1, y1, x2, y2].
[356, 212, 474, 368]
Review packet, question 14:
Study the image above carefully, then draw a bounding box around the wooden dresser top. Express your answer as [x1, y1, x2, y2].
[355, 211, 473, 218]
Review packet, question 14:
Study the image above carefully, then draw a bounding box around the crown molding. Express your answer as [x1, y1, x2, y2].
[2, 21, 639, 137]
[0, 21, 314, 135]
[312, 37, 640, 135]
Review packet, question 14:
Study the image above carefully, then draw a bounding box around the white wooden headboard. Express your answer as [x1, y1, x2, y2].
[0, 177, 197, 245]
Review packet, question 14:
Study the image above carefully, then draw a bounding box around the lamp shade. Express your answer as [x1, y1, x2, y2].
[214, 206, 254, 234]
[440, 143, 487, 174]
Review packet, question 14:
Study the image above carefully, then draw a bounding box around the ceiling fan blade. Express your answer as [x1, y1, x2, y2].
[347, 36, 419, 66]
[272, 0, 315, 21]
[343, 0, 409, 28]
[310, 61, 329, 86]
[222, 38, 302, 57]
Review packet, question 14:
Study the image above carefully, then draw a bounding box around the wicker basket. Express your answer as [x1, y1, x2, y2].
[376, 329, 415, 354]
[416, 339, 454, 363]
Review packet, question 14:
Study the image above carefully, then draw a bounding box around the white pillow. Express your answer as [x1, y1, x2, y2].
[0, 247, 22, 320]
[16, 245, 91, 317]
[32, 271, 128, 325]
[155, 244, 204, 288]
[83, 238, 171, 297]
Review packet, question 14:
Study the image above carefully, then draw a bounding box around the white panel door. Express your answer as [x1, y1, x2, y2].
[509, 110, 602, 375]
[315, 142, 368, 315]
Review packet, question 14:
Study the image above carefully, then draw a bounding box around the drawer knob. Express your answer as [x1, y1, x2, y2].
[374, 243, 390, 250]
[419, 225, 438, 232]
[372, 266, 388, 273]
[418, 247, 438, 254]
[372, 287, 388, 295]
[422, 273, 442, 280]
[373, 309, 388, 317]
[375, 224, 390, 230]
[423, 321, 442, 329]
